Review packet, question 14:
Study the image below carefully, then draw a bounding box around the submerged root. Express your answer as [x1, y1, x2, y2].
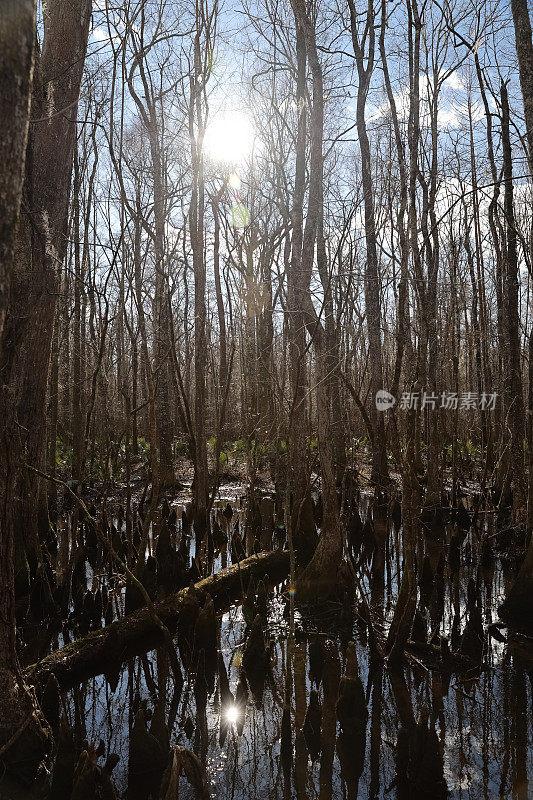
[159, 746, 209, 800]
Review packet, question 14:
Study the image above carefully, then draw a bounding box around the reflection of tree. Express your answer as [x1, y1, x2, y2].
[319, 641, 340, 800]
[390, 672, 447, 800]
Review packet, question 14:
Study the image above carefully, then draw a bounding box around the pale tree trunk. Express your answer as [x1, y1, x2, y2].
[379, 3, 412, 472]
[132, 187, 162, 567]
[382, 0, 419, 659]
[0, 0, 53, 777]
[48, 300, 60, 514]
[242, 238, 260, 476]
[75, 123, 96, 485]
[466, 98, 489, 456]
[212, 194, 228, 396]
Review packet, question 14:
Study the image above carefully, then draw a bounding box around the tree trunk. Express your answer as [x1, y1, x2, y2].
[72, 150, 84, 485]
[151, 128, 175, 489]
[189, 26, 209, 538]
[501, 0, 533, 625]
[0, 0, 34, 340]
[348, 0, 389, 488]
[0, 0, 53, 779]
[124, 21, 176, 489]
[4, 0, 92, 583]
[287, 2, 317, 566]
[500, 80, 526, 519]
[293, 0, 343, 599]
[510, 0, 533, 171]
[212, 195, 228, 396]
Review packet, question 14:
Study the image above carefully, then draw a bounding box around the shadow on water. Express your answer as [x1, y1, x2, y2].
[23, 490, 533, 799]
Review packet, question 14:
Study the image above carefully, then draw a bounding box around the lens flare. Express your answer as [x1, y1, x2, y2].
[229, 172, 241, 190]
[231, 203, 250, 229]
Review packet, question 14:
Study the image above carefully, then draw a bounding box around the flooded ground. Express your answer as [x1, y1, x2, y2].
[23, 489, 533, 799]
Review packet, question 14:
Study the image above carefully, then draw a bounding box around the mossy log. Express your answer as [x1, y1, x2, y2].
[26, 551, 289, 690]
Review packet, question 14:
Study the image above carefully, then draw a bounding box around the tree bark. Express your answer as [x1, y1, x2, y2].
[287, 1, 317, 566]
[290, 0, 345, 599]
[0, 0, 53, 778]
[189, 21, 209, 538]
[0, 0, 35, 667]
[348, 0, 389, 488]
[500, 80, 526, 519]
[212, 194, 228, 397]
[501, 0, 533, 624]
[0, 0, 34, 341]
[3, 0, 92, 583]
[510, 0, 533, 172]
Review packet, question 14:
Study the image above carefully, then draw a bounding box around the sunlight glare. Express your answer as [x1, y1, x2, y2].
[224, 704, 240, 724]
[204, 111, 255, 165]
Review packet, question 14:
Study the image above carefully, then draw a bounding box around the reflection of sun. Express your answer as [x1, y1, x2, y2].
[204, 111, 255, 164]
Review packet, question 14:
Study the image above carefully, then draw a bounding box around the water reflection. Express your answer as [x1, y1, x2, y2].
[32, 493, 533, 798]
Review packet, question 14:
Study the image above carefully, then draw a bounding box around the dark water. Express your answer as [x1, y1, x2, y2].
[29, 492, 533, 799]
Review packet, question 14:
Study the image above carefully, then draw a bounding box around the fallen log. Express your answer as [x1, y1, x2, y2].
[26, 551, 289, 690]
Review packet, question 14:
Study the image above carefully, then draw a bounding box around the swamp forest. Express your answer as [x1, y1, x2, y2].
[2, 0, 533, 797]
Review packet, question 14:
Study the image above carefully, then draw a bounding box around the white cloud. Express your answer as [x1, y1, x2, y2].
[444, 71, 464, 91]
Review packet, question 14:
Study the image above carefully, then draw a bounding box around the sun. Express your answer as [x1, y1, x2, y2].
[224, 704, 240, 724]
[204, 111, 256, 165]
